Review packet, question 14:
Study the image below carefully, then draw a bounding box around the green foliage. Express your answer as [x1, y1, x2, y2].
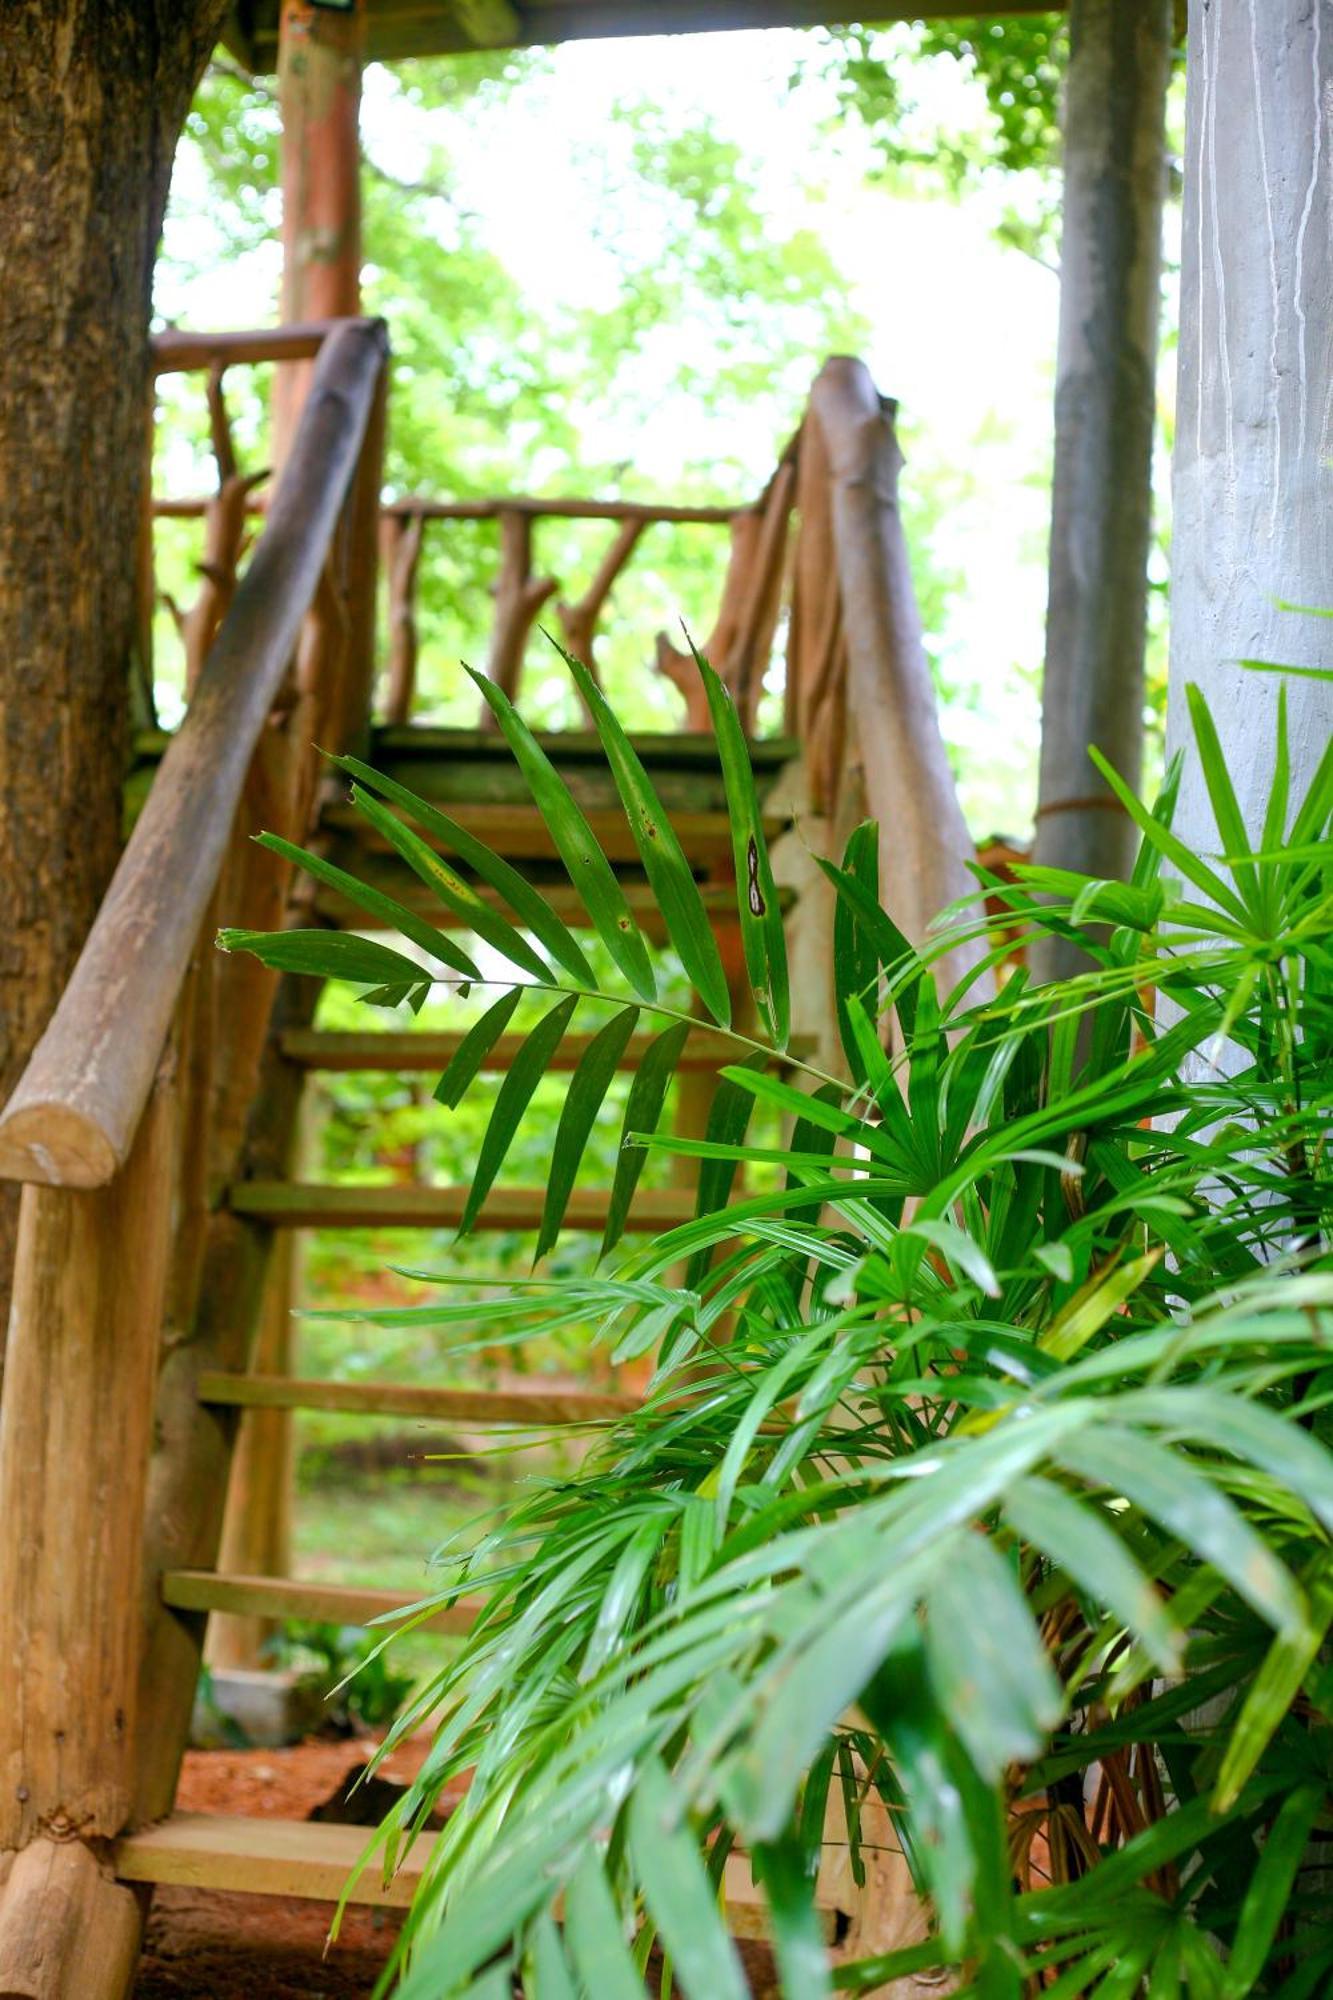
[224, 658, 1333, 1994]
[267, 1621, 417, 1733]
[810, 17, 1068, 182]
[156, 53, 866, 734]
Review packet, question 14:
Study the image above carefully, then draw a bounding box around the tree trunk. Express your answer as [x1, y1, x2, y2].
[0, 1, 228, 1350]
[1033, 0, 1173, 976]
[1167, 0, 1333, 820]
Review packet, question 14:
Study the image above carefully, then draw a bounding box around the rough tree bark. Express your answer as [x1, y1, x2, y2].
[1032, 0, 1173, 977]
[1166, 0, 1333, 818]
[0, 1, 229, 1350]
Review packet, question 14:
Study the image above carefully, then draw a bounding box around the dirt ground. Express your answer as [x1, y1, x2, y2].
[133, 1737, 433, 1999]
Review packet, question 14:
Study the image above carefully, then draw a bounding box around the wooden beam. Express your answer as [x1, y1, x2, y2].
[160, 1569, 480, 1635]
[151, 321, 339, 373]
[198, 1371, 639, 1424]
[157, 493, 744, 524]
[227, 1181, 701, 1232]
[278, 1025, 810, 1072]
[0, 320, 387, 1190]
[242, 1, 1067, 69]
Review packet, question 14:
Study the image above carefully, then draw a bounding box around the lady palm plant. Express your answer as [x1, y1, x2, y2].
[223, 650, 1333, 1998]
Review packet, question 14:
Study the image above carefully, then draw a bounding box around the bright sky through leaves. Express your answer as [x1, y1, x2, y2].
[157, 25, 1179, 839]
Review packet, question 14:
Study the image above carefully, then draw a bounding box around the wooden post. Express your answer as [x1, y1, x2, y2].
[382, 509, 425, 725]
[656, 509, 760, 727]
[274, 0, 365, 458]
[557, 518, 645, 704]
[810, 358, 988, 1002]
[0, 1841, 143, 2000]
[1032, 0, 1172, 975]
[0, 1067, 175, 1848]
[0, 1062, 176, 1987]
[206, 1235, 298, 1673]
[482, 508, 557, 721]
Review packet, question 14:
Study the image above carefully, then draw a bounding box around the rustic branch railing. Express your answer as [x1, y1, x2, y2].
[0, 318, 389, 1189]
[153, 488, 751, 730]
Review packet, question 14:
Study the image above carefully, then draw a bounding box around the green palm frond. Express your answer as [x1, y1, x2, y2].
[223, 666, 1333, 1997]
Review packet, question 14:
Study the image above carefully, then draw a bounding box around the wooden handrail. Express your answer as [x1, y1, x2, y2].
[0, 318, 389, 1189]
[807, 355, 992, 999]
[153, 493, 744, 524]
[151, 320, 344, 374]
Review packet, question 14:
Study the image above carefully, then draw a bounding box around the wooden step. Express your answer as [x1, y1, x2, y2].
[279, 1026, 807, 1074]
[114, 1813, 838, 1940]
[369, 724, 798, 772]
[115, 1812, 433, 1907]
[161, 1570, 479, 1635]
[311, 864, 791, 939]
[323, 797, 783, 867]
[199, 1371, 638, 1426]
[128, 727, 799, 838]
[227, 1181, 700, 1232]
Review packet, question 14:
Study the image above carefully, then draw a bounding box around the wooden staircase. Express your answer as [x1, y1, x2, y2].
[0, 319, 989, 1994]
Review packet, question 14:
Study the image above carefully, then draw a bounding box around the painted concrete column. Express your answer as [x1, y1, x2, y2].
[1166, 0, 1333, 827]
[1033, 0, 1173, 949]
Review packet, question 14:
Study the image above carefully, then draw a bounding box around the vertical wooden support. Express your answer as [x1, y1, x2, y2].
[0, 1065, 176, 1991]
[382, 509, 425, 725]
[0, 1842, 143, 2000]
[181, 369, 270, 695]
[482, 508, 557, 722]
[206, 1235, 298, 1673]
[1032, 0, 1172, 971]
[727, 455, 797, 731]
[557, 518, 645, 702]
[785, 414, 846, 820]
[656, 508, 760, 727]
[823, 1768, 946, 1997]
[334, 357, 387, 754]
[810, 359, 988, 1003]
[274, 0, 365, 457]
[0, 1068, 175, 1850]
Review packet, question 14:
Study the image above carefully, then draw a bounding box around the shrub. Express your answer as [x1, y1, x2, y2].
[226, 661, 1333, 1997]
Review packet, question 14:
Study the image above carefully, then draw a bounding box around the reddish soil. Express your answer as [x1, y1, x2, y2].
[133, 1737, 444, 2000]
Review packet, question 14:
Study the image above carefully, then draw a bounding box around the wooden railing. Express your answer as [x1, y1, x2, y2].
[153, 483, 754, 731]
[0, 317, 387, 1187]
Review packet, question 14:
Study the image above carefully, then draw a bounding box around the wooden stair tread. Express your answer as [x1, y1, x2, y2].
[279, 1026, 809, 1073]
[199, 1371, 638, 1425]
[310, 869, 791, 938]
[370, 725, 799, 770]
[161, 1570, 478, 1635]
[115, 1812, 432, 1907]
[322, 796, 783, 866]
[114, 1813, 841, 1938]
[227, 1181, 700, 1231]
